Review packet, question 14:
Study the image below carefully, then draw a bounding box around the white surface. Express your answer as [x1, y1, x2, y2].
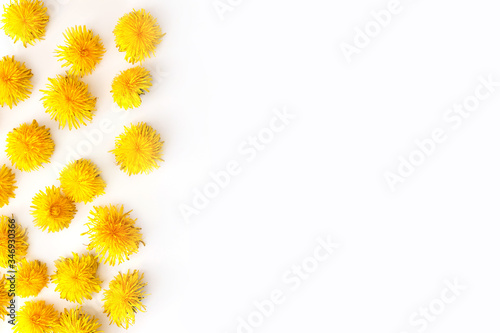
[1, 0, 500, 332]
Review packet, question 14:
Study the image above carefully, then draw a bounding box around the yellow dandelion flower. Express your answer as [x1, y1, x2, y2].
[111, 66, 152, 109]
[0, 165, 17, 208]
[114, 9, 165, 64]
[6, 120, 55, 172]
[111, 122, 164, 175]
[31, 186, 76, 232]
[0, 275, 11, 320]
[58, 306, 103, 333]
[83, 205, 144, 266]
[14, 300, 59, 333]
[103, 270, 147, 329]
[59, 159, 105, 203]
[0, 215, 28, 268]
[1, 0, 48, 47]
[55, 25, 105, 77]
[40, 74, 96, 130]
[51, 252, 102, 304]
[16, 258, 49, 297]
[0, 55, 32, 108]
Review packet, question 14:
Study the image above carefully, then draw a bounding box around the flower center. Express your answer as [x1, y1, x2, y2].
[50, 205, 61, 217]
[64, 94, 74, 104]
[23, 142, 32, 151]
[30, 314, 41, 323]
[0, 75, 9, 84]
[79, 47, 89, 57]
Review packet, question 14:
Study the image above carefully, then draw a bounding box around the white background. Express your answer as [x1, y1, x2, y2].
[1, 0, 500, 332]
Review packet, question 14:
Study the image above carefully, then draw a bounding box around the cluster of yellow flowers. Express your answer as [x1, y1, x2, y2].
[0, 0, 166, 331]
